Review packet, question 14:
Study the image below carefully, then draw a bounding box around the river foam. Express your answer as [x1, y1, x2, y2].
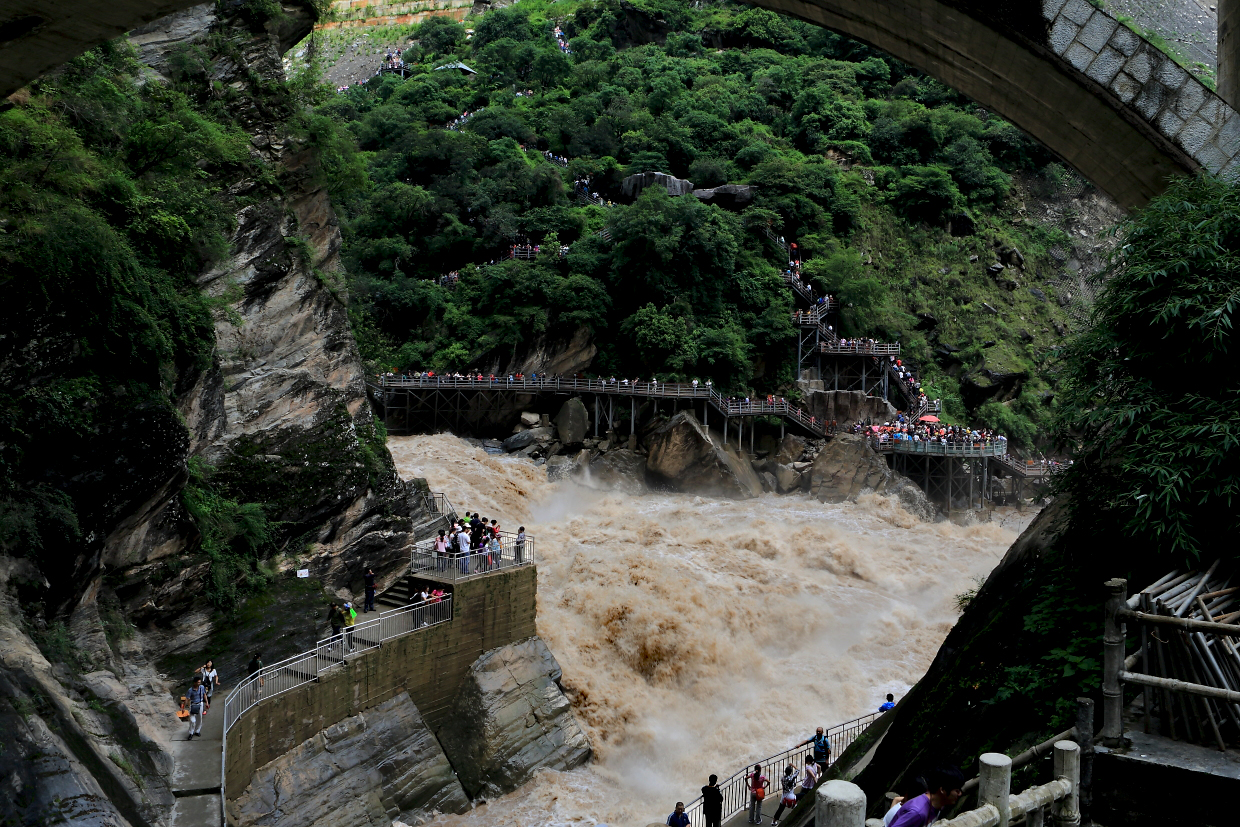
[388, 434, 1028, 826]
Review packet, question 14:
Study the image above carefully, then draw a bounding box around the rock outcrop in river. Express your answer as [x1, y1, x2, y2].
[644, 411, 763, 499]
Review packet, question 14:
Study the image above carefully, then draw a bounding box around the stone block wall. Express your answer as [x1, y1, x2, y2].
[223, 564, 537, 796]
[317, 0, 472, 30]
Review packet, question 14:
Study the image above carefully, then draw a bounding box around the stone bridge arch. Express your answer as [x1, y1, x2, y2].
[746, 0, 1240, 208]
[2, 0, 1239, 207]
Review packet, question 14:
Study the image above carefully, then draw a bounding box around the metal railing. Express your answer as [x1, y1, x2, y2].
[410, 530, 534, 581]
[420, 491, 456, 519]
[221, 596, 454, 735]
[372, 376, 831, 436]
[870, 437, 1007, 457]
[682, 711, 883, 827]
[820, 341, 902, 356]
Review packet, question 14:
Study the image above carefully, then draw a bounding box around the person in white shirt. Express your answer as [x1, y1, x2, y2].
[195, 661, 220, 700]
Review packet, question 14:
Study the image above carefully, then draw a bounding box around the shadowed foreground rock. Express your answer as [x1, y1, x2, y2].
[644, 411, 763, 499]
[437, 637, 591, 799]
[810, 434, 936, 519]
[229, 692, 469, 826]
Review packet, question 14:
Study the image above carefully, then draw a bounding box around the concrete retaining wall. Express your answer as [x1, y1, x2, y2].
[318, 0, 472, 30]
[223, 565, 537, 797]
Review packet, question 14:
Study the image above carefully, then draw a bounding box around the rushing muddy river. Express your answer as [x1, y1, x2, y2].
[388, 434, 1031, 826]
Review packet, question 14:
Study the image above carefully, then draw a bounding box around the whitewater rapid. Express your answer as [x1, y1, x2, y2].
[388, 434, 1029, 826]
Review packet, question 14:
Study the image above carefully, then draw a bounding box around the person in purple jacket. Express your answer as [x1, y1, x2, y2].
[888, 765, 965, 827]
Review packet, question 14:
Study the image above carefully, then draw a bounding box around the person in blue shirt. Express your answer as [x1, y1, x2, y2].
[184, 677, 209, 739]
[880, 693, 896, 711]
[666, 801, 690, 827]
[797, 727, 831, 771]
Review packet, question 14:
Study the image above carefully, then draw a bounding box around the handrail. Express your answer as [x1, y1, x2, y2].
[820, 341, 901, 356]
[370, 376, 831, 436]
[221, 595, 454, 735]
[411, 531, 535, 582]
[682, 710, 883, 827]
[870, 437, 1007, 457]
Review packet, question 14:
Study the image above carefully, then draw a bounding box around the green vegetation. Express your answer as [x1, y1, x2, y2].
[182, 458, 275, 608]
[317, 0, 1083, 446]
[1054, 173, 1240, 558]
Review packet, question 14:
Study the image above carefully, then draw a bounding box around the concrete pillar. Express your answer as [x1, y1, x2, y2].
[1074, 698, 1094, 821]
[979, 752, 1012, 827]
[1101, 578, 1128, 746]
[1221, 0, 1240, 109]
[816, 780, 866, 827]
[1053, 741, 1081, 827]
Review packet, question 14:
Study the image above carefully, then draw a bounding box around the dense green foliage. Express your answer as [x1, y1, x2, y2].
[316, 0, 1080, 439]
[1054, 174, 1240, 557]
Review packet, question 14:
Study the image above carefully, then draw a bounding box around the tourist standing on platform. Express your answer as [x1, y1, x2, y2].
[746, 763, 768, 824]
[887, 765, 965, 827]
[702, 774, 723, 827]
[880, 693, 896, 711]
[798, 726, 832, 771]
[515, 526, 526, 563]
[246, 651, 264, 688]
[363, 568, 377, 612]
[435, 530, 450, 572]
[343, 602, 356, 651]
[456, 525, 470, 573]
[666, 802, 690, 827]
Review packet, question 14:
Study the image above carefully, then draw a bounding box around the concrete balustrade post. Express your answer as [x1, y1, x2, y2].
[978, 752, 1012, 827]
[1102, 578, 1128, 746]
[817, 779, 866, 827]
[1053, 741, 1081, 827]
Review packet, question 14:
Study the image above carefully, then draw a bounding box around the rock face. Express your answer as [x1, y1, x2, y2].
[692, 183, 757, 208]
[229, 693, 469, 826]
[484, 324, 597, 378]
[809, 434, 937, 520]
[501, 426, 554, 452]
[621, 171, 695, 199]
[554, 397, 590, 445]
[802, 389, 898, 426]
[578, 448, 648, 494]
[437, 638, 591, 799]
[644, 412, 763, 499]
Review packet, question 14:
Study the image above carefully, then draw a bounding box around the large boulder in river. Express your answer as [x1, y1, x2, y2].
[644, 411, 762, 499]
[578, 449, 648, 494]
[501, 426, 554, 452]
[554, 397, 589, 445]
[809, 434, 936, 519]
[437, 637, 591, 799]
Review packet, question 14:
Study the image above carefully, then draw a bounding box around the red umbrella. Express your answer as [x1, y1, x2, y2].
[919, 415, 940, 422]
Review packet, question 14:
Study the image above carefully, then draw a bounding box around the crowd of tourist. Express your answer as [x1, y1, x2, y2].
[544, 149, 570, 167]
[856, 419, 1008, 452]
[553, 24, 572, 54]
[447, 107, 484, 130]
[430, 513, 527, 573]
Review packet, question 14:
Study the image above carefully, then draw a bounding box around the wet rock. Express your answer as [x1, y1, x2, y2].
[546, 455, 573, 481]
[987, 263, 1005, 276]
[577, 449, 647, 495]
[229, 692, 468, 826]
[437, 638, 591, 799]
[761, 471, 778, 492]
[808, 434, 937, 520]
[502, 427, 553, 452]
[773, 463, 800, 494]
[520, 411, 540, 427]
[775, 435, 807, 465]
[644, 411, 762, 499]
[1029, 287, 1047, 301]
[554, 397, 589, 446]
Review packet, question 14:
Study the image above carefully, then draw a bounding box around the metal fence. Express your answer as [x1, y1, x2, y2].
[221, 596, 454, 735]
[411, 531, 534, 581]
[871, 437, 1007, 457]
[820, 341, 902, 356]
[682, 711, 883, 827]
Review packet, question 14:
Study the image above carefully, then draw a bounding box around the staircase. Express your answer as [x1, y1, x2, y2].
[375, 574, 428, 611]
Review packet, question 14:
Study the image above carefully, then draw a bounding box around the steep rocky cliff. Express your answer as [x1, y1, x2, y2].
[0, 5, 442, 826]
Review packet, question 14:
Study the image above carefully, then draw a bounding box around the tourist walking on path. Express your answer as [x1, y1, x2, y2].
[770, 764, 798, 826]
[798, 726, 831, 771]
[184, 677, 208, 739]
[702, 774, 723, 827]
[666, 801, 690, 826]
[194, 660, 219, 701]
[801, 755, 820, 794]
[246, 652, 264, 689]
[747, 763, 768, 824]
[364, 569, 377, 613]
[887, 765, 965, 827]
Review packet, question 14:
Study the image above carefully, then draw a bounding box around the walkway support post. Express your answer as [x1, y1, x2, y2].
[979, 752, 1012, 827]
[816, 780, 866, 827]
[1053, 741, 1081, 827]
[1102, 578, 1128, 747]
[1074, 698, 1094, 822]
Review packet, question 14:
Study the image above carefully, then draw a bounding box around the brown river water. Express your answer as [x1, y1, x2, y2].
[388, 434, 1032, 827]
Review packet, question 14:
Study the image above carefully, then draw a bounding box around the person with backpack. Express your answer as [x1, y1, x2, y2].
[184, 676, 209, 739]
[770, 764, 798, 826]
[746, 763, 768, 824]
[798, 726, 832, 772]
[327, 602, 345, 641]
[343, 602, 357, 651]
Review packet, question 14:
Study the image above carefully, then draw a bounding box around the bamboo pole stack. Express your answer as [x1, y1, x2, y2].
[1130, 564, 1240, 750]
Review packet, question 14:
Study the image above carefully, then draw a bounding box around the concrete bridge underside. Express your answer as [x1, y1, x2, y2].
[2, 0, 1239, 208]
